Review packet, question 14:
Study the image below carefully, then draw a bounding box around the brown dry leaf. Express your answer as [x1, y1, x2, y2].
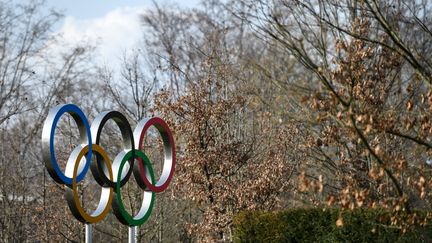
[336, 216, 344, 227]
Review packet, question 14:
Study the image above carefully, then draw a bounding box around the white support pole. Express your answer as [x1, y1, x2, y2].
[128, 226, 137, 243]
[85, 224, 92, 243]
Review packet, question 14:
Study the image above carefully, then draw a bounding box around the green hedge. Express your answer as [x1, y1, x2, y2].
[233, 208, 432, 243]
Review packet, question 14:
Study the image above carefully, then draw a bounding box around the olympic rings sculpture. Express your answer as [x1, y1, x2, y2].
[41, 104, 175, 226]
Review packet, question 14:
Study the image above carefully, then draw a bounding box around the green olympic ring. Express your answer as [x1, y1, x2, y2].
[112, 150, 155, 226]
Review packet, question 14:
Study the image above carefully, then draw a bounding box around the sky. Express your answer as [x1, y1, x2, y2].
[44, 0, 200, 68]
[45, 0, 199, 19]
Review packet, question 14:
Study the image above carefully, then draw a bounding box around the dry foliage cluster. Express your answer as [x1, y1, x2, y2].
[1, 0, 432, 242]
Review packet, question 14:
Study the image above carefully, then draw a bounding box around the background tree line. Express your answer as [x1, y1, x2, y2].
[1, 0, 432, 242]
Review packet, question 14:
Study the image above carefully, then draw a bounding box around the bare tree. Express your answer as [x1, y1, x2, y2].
[231, 0, 432, 229]
[0, 1, 102, 241]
